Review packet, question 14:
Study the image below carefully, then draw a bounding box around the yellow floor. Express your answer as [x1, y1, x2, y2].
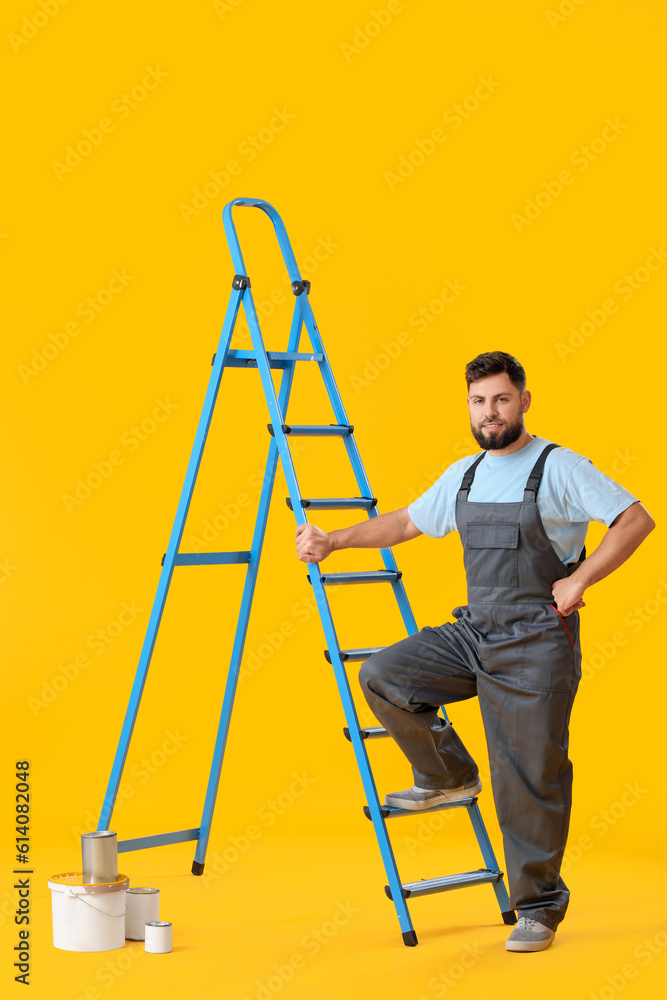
[29, 827, 667, 1000]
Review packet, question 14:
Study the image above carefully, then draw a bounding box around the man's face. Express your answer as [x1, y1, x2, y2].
[467, 372, 530, 451]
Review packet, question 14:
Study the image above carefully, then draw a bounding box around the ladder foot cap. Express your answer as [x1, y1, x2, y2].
[402, 930, 418, 947]
[191, 861, 205, 876]
[502, 909, 517, 925]
[364, 805, 390, 820]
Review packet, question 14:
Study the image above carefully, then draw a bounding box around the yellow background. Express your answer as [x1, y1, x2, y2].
[3, 1, 666, 997]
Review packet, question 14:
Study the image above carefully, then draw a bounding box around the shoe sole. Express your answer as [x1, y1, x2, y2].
[505, 935, 554, 953]
[384, 780, 482, 810]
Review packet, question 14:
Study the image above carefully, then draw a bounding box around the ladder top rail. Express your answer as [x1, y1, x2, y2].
[223, 198, 301, 284]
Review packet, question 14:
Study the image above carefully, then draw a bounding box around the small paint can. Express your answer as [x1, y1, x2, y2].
[145, 920, 172, 954]
[48, 872, 128, 952]
[81, 831, 118, 884]
[125, 887, 160, 940]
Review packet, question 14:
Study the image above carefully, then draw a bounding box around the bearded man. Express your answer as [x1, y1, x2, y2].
[295, 351, 654, 952]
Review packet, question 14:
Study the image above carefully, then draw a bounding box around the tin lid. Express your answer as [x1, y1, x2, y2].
[81, 830, 116, 839]
[48, 872, 129, 893]
[146, 921, 171, 927]
[127, 887, 159, 894]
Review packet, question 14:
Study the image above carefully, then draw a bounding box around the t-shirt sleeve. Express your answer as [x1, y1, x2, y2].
[562, 458, 639, 526]
[407, 465, 461, 538]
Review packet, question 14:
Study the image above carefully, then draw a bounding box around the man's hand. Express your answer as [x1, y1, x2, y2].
[551, 502, 655, 616]
[295, 524, 333, 563]
[551, 576, 586, 617]
[294, 508, 422, 564]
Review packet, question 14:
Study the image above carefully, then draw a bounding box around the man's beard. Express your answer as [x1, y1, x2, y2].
[471, 413, 525, 451]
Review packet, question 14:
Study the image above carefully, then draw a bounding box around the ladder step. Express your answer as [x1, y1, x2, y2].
[117, 828, 200, 853]
[385, 869, 503, 900]
[288, 497, 377, 511]
[226, 349, 323, 369]
[343, 726, 388, 741]
[172, 551, 251, 566]
[325, 647, 384, 663]
[363, 797, 478, 820]
[268, 423, 354, 437]
[309, 570, 402, 586]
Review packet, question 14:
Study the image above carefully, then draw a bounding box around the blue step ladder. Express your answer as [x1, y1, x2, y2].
[98, 197, 516, 946]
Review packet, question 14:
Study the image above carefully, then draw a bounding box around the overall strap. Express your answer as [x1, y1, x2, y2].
[456, 453, 486, 501]
[523, 442, 560, 502]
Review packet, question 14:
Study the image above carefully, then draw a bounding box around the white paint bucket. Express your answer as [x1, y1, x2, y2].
[125, 887, 159, 940]
[48, 872, 128, 952]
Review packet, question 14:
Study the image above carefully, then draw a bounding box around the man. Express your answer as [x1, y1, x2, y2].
[295, 351, 654, 953]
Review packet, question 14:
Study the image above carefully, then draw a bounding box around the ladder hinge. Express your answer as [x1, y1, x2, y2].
[291, 279, 310, 297]
[232, 274, 251, 290]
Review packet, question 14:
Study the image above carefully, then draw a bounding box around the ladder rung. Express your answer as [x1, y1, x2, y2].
[225, 350, 323, 369]
[268, 423, 354, 437]
[117, 828, 200, 853]
[385, 869, 503, 900]
[363, 797, 478, 820]
[288, 497, 377, 511]
[309, 570, 402, 585]
[325, 647, 384, 663]
[173, 552, 251, 566]
[343, 726, 388, 741]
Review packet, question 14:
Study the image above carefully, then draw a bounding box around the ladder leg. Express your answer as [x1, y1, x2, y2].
[238, 280, 417, 941]
[98, 289, 243, 829]
[192, 435, 279, 872]
[314, 582, 417, 944]
[193, 301, 304, 873]
[467, 801, 516, 924]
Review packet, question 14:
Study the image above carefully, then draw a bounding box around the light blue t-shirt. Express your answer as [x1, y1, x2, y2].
[407, 436, 638, 563]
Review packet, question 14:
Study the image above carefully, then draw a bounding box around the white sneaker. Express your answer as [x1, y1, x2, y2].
[505, 916, 555, 952]
[384, 780, 482, 810]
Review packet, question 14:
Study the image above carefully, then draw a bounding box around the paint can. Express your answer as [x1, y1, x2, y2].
[81, 830, 118, 884]
[125, 887, 160, 940]
[48, 872, 128, 952]
[145, 920, 172, 954]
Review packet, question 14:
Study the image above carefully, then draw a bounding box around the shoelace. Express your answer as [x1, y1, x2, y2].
[516, 917, 541, 931]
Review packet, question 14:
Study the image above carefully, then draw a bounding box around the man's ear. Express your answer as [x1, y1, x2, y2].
[521, 389, 532, 413]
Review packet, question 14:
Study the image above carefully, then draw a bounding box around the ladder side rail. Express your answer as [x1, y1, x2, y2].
[236, 278, 415, 937]
[193, 301, 305, 869]
[310, 574, 416, 941]
[223, 199, 302, 284]
[293, 291, 419, 635]
[466, 802, 514, 918]
[98, 288, 244, 829]
[240, 288, 306, 510]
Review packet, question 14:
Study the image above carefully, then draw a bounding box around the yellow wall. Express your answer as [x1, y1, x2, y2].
[3, 1, 666, 997]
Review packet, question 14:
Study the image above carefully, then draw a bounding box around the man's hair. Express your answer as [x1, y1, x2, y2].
[465, 351, 526, 392]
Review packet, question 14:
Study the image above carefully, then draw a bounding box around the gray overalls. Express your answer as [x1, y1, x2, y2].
[359, 443, 583, 929]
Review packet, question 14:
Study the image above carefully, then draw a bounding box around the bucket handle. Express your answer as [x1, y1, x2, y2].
[66, 887, 127, 916]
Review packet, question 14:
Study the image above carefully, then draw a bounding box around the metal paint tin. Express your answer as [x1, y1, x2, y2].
[125, 887, 160, 940]
[81, 830, 118, 884]
[145, 920, 172, 954]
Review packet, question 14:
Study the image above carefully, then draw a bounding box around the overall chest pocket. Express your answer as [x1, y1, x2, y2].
[465, 521, 520, 588]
